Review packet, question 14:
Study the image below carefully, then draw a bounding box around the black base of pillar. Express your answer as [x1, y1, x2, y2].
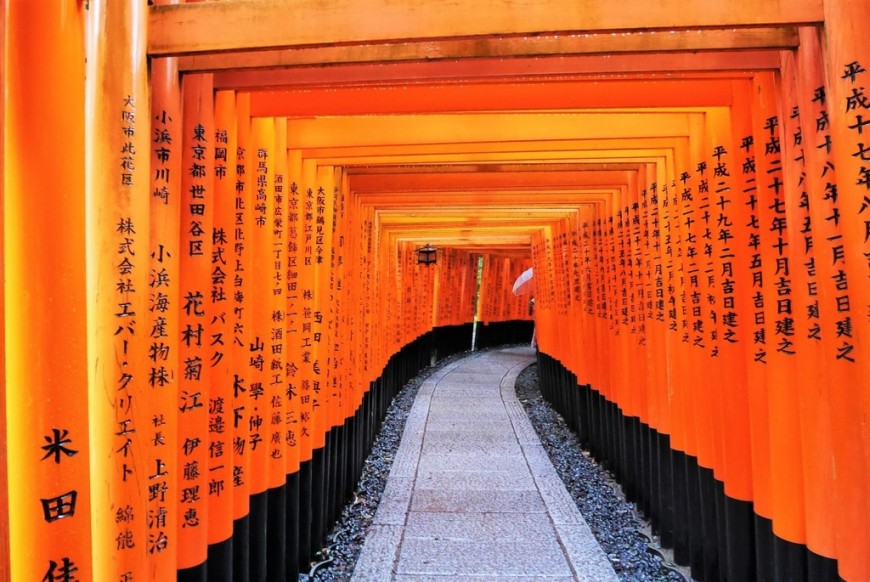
[698, 465, 720, 581]
[297, 459, 313, 570]
[807, 549, 842, 582]
[312, 442, 326, 549]
[672, 449, 691, 566]
[532, 349, 848, 582]
[207, 536, 232, 582]
[285, 470, 300, 580]
[755, 514, 775, 582]
[178, 562, 207, 582]
[249, 490, 268, 582]
[266, 484, 287, 582]
[725, 494, 755, 581]
[715, 478, 728, 582]
[232, 514, 250, 582]
[658, 432, 675, 549]
[773, 534, 807, 582]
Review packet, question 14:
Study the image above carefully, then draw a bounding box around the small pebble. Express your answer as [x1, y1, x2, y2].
[515, 364, 684, 582]
[309, 350, 683, 581]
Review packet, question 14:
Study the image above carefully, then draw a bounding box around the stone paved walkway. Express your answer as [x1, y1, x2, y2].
[352, 347, 619, 581]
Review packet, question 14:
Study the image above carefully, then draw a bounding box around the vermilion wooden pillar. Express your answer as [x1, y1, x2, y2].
[579, 204, 600, 389]
[249, 116, 275, 582]
[298, 157, 317, 460]
[313, 165, 335, 458]
[792, 27, 843, 578]
[86, 1, 150, 580]
[295, 156, 317, 564]
[329, 167, 348, 533]
[366, 203, 377, 380]
[326, 167, 343, 526]
[0, 0, 7, 576]
[779, 45, 840, 581]
[285, 147, 303, 578]
[751, 71, 808, 578]
[232, 91, 253, 582]
[729, 80, 776, 580]
[335, 169, 351, 432]
[176, 72, 216, 580]
[704, 107, 756, 581]
[658, 154, 695, 567]
[6, 1, 91, 581]
[820, 1, 870, 579]
[210, 88, 238, 576]
[638, 166, 671, 546]
[149, 7, 182, 575]
[266, 116, 287, 582]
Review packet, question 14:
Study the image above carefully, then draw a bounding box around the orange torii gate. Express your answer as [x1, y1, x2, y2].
[3, 1, 870, 581]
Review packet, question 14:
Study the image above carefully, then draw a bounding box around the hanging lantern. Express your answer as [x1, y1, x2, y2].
[416, 243, 439, 266]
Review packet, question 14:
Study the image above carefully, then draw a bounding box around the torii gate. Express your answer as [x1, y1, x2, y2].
[2, 1, 869, 582]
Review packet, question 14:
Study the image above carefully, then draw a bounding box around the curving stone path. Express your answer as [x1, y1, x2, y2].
[352, 347, 619, 582]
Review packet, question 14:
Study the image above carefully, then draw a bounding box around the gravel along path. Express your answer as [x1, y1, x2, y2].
[305, 350, 687, 581]
[515, 364, 688, 582]
[304, 350, 476, 581]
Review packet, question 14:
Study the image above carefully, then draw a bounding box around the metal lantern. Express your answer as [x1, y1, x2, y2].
[416, 243, 438, 266]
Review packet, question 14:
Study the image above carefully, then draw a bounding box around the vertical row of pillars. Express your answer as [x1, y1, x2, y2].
[536, 352, 844, 582]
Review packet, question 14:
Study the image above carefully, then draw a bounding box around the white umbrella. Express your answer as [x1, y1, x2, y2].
[512, 267, 534, 296]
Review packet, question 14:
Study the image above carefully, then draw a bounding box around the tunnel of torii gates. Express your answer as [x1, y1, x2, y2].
[3, 0, 870, 581]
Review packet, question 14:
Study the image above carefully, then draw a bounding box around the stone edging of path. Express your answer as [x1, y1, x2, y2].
[498, 352, 618, 582]
[350, 355, 476, 580]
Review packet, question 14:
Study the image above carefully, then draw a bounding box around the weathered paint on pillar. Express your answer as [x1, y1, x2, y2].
[148, 14, 183, 573]
[6, 1, 91, 581]
[85, 0, 150, 579]
[249, 116, 276, 496]
[232, 92, 252, 522]
[821, 0, 870, 578]
[177, 72, 215, 570]
[210, 89, 238, 546]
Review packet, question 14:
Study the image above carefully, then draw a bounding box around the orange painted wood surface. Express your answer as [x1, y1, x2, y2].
[6, 2, 91, 581]
[7, 3, 870, 582]
[85, 1, 151, 579]
[148, 0, 822, 56]
[148, 32, 182, 576]
[181, 28, 798, 73]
